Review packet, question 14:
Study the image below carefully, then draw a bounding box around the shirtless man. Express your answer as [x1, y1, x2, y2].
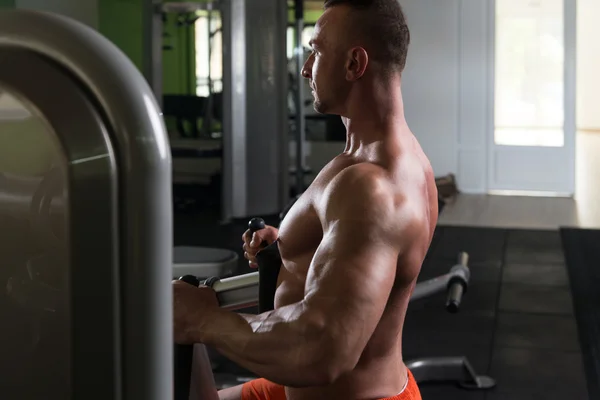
[172, 1, 438, 399]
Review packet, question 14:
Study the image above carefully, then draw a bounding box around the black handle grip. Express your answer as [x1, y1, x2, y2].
[179, 274, 201, 287]
[445, 278, 466, 314]
[174, 275, 199, 400]
[249, 217, 280, 314]
[248, 217, 269, 249]
[248, 217, 266, 232]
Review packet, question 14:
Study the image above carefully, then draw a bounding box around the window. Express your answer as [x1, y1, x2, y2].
[195, 12, 223, 97]
[495, 0, 564, 147]
[286, 25, 315, 60]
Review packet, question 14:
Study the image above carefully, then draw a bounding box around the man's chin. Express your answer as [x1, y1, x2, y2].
[313, 101, 326, 115]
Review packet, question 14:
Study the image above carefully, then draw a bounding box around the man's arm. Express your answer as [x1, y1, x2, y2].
[198, 166, 408, 387]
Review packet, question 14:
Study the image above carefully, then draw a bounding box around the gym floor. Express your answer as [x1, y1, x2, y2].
[410, 226, 586, 400]
[439, 131, 600, 230]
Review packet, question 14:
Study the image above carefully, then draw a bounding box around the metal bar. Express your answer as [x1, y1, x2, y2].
[407, 356, 474, 383]
[457, 251, 469, 266]
[210, 250, 470, 310]
[406, 356, 496, 389]
[294, 0, 305, 195]
[410, 274, 451, 303]
[213, 272, 260, 311]
[220, 0, 247, 221]
[277, 0, 291, 212]
[203, 9, 214, 138]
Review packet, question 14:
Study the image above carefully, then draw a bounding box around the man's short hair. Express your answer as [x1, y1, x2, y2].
[323, 0, 410, 73]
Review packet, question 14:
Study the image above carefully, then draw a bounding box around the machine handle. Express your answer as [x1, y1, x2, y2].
[179, 274, 201, 287]
[445, 278, 466, 313]
[248, 217, 279, 313]
[457, 252, 469, 267]
[445, 252, 470, 313]
[248, 217, 269, 249]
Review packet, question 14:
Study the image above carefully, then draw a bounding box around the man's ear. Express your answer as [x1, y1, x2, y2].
[345, 47, 368, 81]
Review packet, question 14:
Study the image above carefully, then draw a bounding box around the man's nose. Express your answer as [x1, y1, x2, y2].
[301, 60, 312, 79]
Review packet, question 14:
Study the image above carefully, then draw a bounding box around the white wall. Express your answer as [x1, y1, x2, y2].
[402, 0, 489, 193]
[577, 0, 600, 131]
[16, 0, 98, 29]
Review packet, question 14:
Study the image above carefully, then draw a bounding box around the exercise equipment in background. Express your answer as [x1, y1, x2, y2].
[291, 0, 308, 196]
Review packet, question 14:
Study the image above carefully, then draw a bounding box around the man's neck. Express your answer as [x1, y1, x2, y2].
[341, 77, 408, 153]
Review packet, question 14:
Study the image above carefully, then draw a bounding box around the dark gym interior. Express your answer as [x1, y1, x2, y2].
[1, 1, 599, 400]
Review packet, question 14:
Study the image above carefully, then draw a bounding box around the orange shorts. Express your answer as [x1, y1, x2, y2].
[241, 369, 422, 400]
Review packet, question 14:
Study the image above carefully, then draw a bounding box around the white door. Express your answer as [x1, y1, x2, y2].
[488, 0, 576, 195]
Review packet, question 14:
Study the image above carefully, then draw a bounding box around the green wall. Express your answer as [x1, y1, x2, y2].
[0, 0, 147, 80]
[289, 9, 322, 25]
[98, 0, 145, 73]
[162, 11, 196, 95]
[159, 3, 324, 97]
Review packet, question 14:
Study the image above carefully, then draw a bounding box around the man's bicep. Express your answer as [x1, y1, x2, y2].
[299, 165, 406, 369]
[303, 222, 399, 355]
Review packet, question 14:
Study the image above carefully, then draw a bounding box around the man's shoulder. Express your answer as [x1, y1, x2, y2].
[328, 162, 396, 202]
[321, 162, 404, 226]
[324, 160, 432, 232]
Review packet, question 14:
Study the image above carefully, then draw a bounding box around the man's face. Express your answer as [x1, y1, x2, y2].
[301, 7, 351, 115]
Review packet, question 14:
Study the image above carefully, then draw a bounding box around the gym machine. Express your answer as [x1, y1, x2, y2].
[173, 219, 496, 399]
[0, 9, 174, 400]
[292, 0, 308, 196]
[150, 0, 289, 222]
[149, 1, 220, 106]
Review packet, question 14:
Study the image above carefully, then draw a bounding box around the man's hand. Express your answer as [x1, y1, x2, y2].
[172, 280, 220, 344]
[242, 225, 278, 268]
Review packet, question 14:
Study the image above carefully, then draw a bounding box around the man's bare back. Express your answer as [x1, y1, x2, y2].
[268, 131, 437, 400]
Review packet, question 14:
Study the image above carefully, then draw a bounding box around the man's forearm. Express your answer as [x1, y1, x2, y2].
[198, 304, 337, 387]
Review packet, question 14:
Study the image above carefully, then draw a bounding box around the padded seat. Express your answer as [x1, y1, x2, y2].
[173, 246, 238, 279]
